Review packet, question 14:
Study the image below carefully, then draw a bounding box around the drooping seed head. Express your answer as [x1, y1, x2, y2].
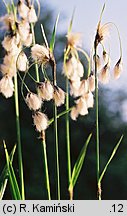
[76, 97, 88, 116]
[18, 0, 29, 19]
[37, 80, 54, 101]
[53, 86, 65, 107]
[77, 79, 89, 97]
[70, 78, 81, 97]
[28, 5, 37, 23]
[2, 34, 21, 54]
[0, 75, 14, 98]
[18, 20, 30, 42]
[67, 32, 82, 48]
[26, 92, 42, 111]
[88, 74, 95, 92]
[0, 13, 16, 31]
[31, 44, 50, 65]
[33, 111, 48, 132]
[113, 58, 123, 79]
[23, 33, 32, 47]
[0, 53, 17, 77]
[95, 23, 109, 47]
[70, 106, 79, 121]
[17, 51, 28, 72]
[99, 63, 110, 84]
[84, 91, 94, 109]
[93, 54, 101, 70]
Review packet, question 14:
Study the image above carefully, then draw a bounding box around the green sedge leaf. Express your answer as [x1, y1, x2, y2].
[0, 144, 16, 200]
[48, 107, 72, 125]
[4, 142, 21, 200]
[50, 13, 60, 52]
[68, 8, 75, 34]
[98, 135, 123, 184]
[69, 133, 92, 191]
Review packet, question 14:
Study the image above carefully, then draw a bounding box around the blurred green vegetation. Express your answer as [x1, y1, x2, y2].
[0, 1, 127, 200]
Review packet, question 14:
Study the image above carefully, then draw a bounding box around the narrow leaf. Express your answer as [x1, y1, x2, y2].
[69, 133, 92, 191]
[68, 8, 75, 34]
[98, 135, 123, 184]
[0, 145, 16, 200]
[40, 24, 49, 48]
[48, 107, 72, 125]
[4, 142, 21, 200]
[50, 13, 60, 52]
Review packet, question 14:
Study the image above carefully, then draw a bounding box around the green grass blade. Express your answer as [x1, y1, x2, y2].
[48, 107, 72, 125]
[50, 13, 60, 52]
[68, 8, 75, 34]
[0, 145, 16, 200]
[98, 135, 123, 184]
[4, 142, 22, 200]
[69, 133, 92, 190]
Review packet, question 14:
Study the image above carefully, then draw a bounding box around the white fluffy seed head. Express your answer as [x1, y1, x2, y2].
[70, 106, 79, 121]
[113, 59, 123, 79]
[70, 78, 81, 97]
[23, 33, 32, 47]
[63, 56, 84, 80]
[99, 64, 110, 84]
[18, 20, 30, 42]
[17, 52, 28, 72]
[93, 54, 101, 70]
[84, 91, 94, 108]
[26, 92, 42, 111]
[2, 35, 20, 54]
[53, 86, 65, 107]
[102, 50, 110, 64]
[0, 13, 15, 31]
[18, 0, 29, 19]
[67, 32, 82, 48]
[0, 75, 14, 98]
[77, 60, 84, 78]
[78, 79, 89, 96]
[31, 44, 50, 65]
[37, 80, 54, 101]
[76, 97, 88, 116]
[0, 54, 17, 77]
[33, 111, 48, 132]
[28, 5, 37, 23]
[88, 75, 95, 92]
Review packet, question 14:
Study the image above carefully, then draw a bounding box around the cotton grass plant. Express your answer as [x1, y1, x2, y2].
[0, 0, 124, 200]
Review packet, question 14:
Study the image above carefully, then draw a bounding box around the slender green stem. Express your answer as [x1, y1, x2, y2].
[52, 56, 61, 200]
[31, 23, 40, 82]
[14, 74, 25, 200]
[94, 44, 101, 200]
[64, 46, 72, 198]
[54, 104, 60, 200]
[41, 131, 51, 200]
[66, 78, 71, 188]
[31, 23, 51, 199]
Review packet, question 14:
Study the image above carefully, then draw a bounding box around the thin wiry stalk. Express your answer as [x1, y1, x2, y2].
[94, 42, 101, 200]
[53, 61, 60, 200]
[66, 77, 71, 193]
[14, 74, 25, 200]
[31, 23, 51, 199]
[41, 131, 51, 200]
[54, 104, 60, 200]
[64, 47, 72, 197]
